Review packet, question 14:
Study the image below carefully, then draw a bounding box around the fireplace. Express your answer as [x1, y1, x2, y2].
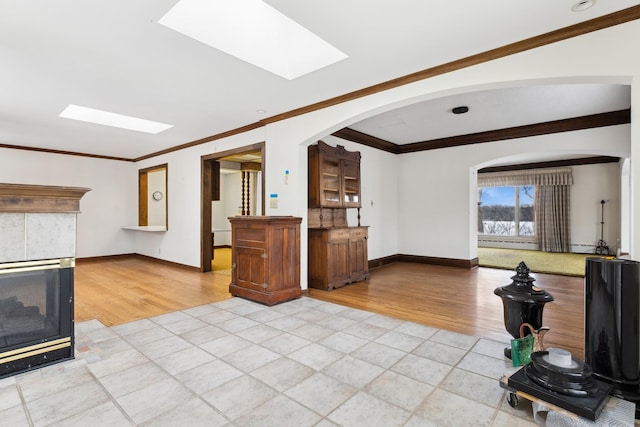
[0, 183, 89, 377]
[0, 258, 74, 378]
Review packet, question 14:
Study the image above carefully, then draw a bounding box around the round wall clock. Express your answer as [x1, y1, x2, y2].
[152, 191, 163, 201]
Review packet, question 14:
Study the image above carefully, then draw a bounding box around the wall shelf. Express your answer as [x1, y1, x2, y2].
[121, 225, 167, 232]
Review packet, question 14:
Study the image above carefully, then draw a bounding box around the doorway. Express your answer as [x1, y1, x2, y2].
[138, 164, 168, 229]
[200, 142, 265, 272]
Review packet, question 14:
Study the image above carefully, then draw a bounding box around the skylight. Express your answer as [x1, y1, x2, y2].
[158, 0, 348, 80]
[59, 105, 173, 134]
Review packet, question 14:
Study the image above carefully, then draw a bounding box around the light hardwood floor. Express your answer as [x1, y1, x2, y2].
[309, 263, 584, 358]
[74, 257, 232, 327]
[75, 256, 584, 358]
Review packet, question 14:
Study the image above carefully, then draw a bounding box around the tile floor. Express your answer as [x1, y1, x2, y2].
[0, 296, 626, 426]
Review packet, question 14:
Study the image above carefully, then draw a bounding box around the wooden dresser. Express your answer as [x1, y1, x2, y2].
[307, 141, 369, 291]
[228, 216, 302, 305]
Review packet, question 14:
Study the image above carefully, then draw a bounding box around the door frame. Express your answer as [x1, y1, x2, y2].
[200, 142, 265, 272]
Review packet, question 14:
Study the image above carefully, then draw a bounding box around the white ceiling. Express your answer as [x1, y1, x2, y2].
[0, 0, 637, 160]
[350, 84, 631, 144]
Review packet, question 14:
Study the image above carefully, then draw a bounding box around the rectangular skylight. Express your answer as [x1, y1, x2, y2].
[158, 0, 348, 80]
[59, 105, 173, 134]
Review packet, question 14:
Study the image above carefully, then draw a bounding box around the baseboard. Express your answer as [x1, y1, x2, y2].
[368, 255, 400, 270]
[76, 253, 200, 272]
[134, 254, 201, 272]
[80, 252, 477, 273]
[369, 254, 478, 270]
[76, 253, 136, 263]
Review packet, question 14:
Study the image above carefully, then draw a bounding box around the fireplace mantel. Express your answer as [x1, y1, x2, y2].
[0, 183, 91, 213]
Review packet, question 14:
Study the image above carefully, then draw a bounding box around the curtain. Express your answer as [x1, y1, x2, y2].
[478, 167, 573, 187]
[535, 185, 571, 252]
[478, 167, 573, 253]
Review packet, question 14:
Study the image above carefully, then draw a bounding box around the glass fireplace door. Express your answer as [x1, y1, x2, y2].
[0, 258, 74, 378]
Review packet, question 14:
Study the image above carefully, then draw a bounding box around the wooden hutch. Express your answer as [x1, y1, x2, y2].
[308, 141, 369, 290]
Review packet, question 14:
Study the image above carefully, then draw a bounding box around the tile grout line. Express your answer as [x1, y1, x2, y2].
[16, 382, 35, 427]
[114, 307, 236, 425]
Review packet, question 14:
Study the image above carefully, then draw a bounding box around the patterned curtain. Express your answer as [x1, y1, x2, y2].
[478, 167, 573, 187]
[478, 167, 573, 253]
[535, 185, 571, 252]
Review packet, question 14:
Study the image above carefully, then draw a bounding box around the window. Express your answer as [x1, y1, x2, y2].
[478, 185, 534, 237]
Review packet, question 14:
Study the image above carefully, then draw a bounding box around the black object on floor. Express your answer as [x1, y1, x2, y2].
[525, 351, 599, 398]
[508, 367, 613, 421]
[494, 261, 554, 359]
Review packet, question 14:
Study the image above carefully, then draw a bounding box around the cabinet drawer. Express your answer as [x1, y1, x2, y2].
[328, 228, 351, 241]
[350, 228, 368, 239]
[234, 227, 267, 248]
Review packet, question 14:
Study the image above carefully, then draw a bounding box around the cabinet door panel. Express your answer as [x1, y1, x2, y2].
[328, 240, 350, 282]
[349, 238, 367, 276]
[235, 246, 266, 292]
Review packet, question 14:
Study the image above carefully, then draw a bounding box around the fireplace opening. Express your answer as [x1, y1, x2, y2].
[0, 258, 74, 378]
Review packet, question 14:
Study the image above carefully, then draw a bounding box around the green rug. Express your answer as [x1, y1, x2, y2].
[477, 247, 613, 277]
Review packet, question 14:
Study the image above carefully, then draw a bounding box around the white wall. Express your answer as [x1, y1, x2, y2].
[132, 127, 265, 267]
[212, 172, 243, 246]
[396, 125, 629, 260]
[570, 162, 621, 254]
[397, 144, 478, 259]
[250, 20, 640, 273]
[0, 147, 137, 258]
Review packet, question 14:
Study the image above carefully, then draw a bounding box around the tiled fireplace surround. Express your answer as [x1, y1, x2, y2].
[0, 211, 77, 263]
[0, 183, 90, 263]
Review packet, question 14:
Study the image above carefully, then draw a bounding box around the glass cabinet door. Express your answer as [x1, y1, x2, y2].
[342, 160, 360, 207]
[321, 158, 341, 206]
[308, 141, 362, 209]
